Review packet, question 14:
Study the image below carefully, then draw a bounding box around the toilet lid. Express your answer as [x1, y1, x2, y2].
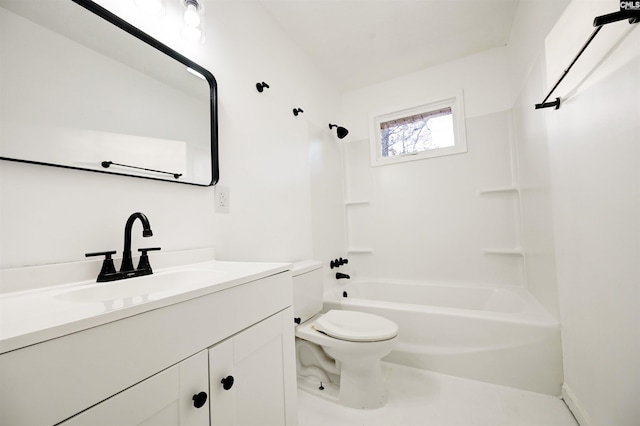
[313, 310, 398, 342]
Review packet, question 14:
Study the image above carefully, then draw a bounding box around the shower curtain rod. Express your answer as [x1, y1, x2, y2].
[535, 9, 640, 110]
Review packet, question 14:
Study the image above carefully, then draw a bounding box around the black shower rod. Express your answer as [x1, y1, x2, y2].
[535, 9, 640, 111]
[101, 161, 182, 179]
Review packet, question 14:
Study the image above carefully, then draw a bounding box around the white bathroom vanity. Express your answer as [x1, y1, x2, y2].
[0, 250, 298, 425]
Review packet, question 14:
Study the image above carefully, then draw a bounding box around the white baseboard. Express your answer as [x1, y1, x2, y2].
[561, 384, 591, 426]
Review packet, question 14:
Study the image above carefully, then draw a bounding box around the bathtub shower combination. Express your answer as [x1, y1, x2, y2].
[324, 280, 563, 394]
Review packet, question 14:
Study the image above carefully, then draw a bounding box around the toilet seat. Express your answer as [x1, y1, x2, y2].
[312, 310, 398, 342]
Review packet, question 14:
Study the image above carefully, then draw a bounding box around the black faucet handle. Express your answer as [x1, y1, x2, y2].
[330, 257, 349, 269]
[137, 247, 161, 275]
[85, 250, 117, 281]
[86, 250, 117, 259]
[138, 247, 161, 254]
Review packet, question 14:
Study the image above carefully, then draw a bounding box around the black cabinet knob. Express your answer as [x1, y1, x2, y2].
[221, 375, 234, 390]
[192, 391, 207, 408]
[294, 317, 301, 324]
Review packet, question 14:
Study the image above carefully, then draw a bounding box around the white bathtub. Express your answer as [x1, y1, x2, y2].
[324, 280, 563, 395]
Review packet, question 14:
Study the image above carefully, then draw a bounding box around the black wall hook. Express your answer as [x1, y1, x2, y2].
[256, 82, 270, 93]
[293, 108, 304, 116]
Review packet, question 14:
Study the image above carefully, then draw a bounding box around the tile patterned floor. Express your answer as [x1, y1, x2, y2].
[297, 362, 578, 426]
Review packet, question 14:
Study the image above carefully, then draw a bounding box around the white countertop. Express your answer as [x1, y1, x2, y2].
[0, 260, 291, 354]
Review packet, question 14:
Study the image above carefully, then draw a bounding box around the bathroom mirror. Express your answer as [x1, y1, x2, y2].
[0, 0, 218, 186]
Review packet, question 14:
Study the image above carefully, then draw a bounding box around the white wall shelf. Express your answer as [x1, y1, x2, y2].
[479, 184, 524, 260]
[479, 186, 519, 194]
[346, 247, 374, 254]
[344, 200, 370, 206]
[482, 248, 524, 256]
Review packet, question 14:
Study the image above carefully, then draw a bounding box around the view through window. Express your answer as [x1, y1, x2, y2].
[379, 107, 454, 157]
[370, 93, 466, 166]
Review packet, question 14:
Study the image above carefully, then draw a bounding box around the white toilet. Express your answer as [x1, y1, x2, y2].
[292, 261, 398, 409]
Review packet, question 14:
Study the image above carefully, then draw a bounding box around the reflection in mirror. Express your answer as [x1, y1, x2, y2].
[0, 0, 218, 186]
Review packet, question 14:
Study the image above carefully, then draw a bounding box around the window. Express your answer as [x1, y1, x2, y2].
[369, 91, 467, 166]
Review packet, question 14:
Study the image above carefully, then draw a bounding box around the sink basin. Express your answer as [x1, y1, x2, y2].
[56, 269, 221, 303]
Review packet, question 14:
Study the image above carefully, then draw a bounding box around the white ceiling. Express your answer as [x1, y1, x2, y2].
[259, 0, 520, 91]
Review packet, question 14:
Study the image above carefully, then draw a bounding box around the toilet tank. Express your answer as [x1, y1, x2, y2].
[292, 260, 324, 324]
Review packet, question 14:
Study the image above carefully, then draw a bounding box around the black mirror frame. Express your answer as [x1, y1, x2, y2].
[0, 0, 219, 186]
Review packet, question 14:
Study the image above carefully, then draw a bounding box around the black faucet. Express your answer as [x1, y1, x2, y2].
[336, 272, 350, 280]
[85, 212, 160, 282]
[120, 212, 153, 273]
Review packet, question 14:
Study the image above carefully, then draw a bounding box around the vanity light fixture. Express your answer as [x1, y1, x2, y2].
[134, 0, 166, 16]
[180, 0, 205, 43]
[183, 0, 201, 27]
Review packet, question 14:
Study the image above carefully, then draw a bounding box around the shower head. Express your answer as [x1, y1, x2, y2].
[329, 123, 349, 139]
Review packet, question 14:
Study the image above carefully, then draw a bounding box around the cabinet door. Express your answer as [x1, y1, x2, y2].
[60, 351, 209, 426]
[209, 308, 297, 426]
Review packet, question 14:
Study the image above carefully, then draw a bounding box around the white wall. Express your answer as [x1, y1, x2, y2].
[506, 0, 572, 105]
[0, 0, 345, 270]
[510, 0, 640, 424]
[341, 49, 525, 286]
[506, 0, 571, 320]
[547, 2, 640, 424]
[509, 56, 562, 319]
[307, 121, 349, 292]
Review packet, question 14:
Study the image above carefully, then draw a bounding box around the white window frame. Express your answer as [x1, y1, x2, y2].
[369, 90, 467, 167]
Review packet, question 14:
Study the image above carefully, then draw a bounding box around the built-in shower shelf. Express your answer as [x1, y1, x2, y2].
[482, 248, 524, 256]
[347, 247, 374, 254]
[479, 186, 519, 195]
[345, 200, 370, 206]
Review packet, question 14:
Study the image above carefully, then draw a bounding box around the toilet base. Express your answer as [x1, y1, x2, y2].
[338, 358, 388, 409]
[297, 355, 392, 410]
[297, 375, 340, 403]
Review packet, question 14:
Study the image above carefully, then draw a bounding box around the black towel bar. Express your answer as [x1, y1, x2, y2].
[101, 161, 182, 179]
